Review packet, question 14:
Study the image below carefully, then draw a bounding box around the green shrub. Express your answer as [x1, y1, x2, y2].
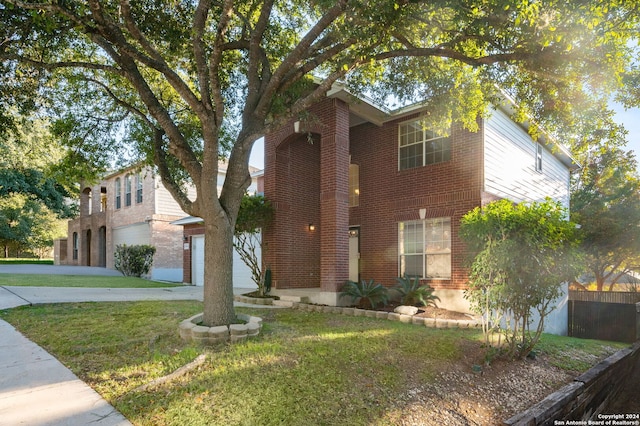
[114, 244, 156, 277]
[393, 275, 440, 307]
[339, 279, 389, 309]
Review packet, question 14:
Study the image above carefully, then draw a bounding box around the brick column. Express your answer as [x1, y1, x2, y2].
[319, 100, 350, 293]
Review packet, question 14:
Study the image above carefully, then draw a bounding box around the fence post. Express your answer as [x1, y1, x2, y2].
[636, 302, 640, 341]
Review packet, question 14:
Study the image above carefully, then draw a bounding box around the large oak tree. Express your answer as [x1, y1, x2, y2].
[2, 0, 638, 325]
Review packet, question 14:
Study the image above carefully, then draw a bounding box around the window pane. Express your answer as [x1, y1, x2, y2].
[401, 255, 423, 277]
[425, 217, 451, 278]
[400, 221, 423, 254]
[399, 144, 423, 170]
[426, 254, 451, 278]
[425, 136, 451, 165]
[349, 164, 359, 207]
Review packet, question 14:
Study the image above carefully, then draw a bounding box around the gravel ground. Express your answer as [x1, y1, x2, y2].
[379, 356, 575, 425]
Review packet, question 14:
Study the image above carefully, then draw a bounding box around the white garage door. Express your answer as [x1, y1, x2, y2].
[191, 235, 205, 286]
[191, 234, 259, 289]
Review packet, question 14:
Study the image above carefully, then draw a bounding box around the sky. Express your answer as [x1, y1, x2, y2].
[612, 103, 640, 161]
[248, 104, 640, 171]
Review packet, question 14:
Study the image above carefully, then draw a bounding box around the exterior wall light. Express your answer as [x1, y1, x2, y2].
[308, 224, 316, 231]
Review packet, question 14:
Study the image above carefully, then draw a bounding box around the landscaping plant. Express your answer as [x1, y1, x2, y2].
[459, 199, 581, 359]
[114, 244, 156, 278]
[339, 279, 389, 309]
[394, 275, 440, 307]
[234, 194, 274, 297]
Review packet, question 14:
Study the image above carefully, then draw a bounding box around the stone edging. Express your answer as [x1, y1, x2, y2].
[234, 294, 275, 305]
[292, 302, 481, 329]
[178, 313, 263, 345]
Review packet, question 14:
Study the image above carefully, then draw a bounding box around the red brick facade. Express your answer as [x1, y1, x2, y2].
[264, 97, 485, 299]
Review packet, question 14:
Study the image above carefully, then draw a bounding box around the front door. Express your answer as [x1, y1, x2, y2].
[349, 227, 360, 282]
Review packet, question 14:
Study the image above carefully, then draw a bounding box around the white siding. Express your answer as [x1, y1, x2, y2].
[153, 177, 196, 216]
[484, 108, 570, 208]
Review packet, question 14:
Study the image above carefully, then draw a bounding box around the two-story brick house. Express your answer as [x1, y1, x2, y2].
[55, 162, 264, 285]
[263, 87, 577, 318]
[55, 165, 189, 281]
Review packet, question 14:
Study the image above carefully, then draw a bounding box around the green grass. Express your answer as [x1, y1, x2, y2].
[0, 258, 54, 265]
[0, 301, 629, 426]
[536, 334, 626, 372]
[0, 274, 181, 288]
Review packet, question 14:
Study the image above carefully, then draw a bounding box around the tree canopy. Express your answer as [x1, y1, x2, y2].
[2, 0, 639, 325]
[571, 145, 640, 291]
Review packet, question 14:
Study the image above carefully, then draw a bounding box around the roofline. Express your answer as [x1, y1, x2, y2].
[325, 83, 580, 170]
[170, 216, 203, 226]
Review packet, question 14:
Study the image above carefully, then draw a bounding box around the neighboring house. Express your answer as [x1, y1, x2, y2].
[173, 164, 264, 287]
[262, 86, 577, 334]
[55, 162, 262, 285]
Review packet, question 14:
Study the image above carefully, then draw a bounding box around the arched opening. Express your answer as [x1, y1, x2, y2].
[81, 187, 92, 216]
[98, 226, 107, 267]
[85, 229, 92, 266]
[271, 133, 321, 289]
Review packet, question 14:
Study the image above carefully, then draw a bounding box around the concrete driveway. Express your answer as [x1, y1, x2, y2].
[0, 264, 124, 276]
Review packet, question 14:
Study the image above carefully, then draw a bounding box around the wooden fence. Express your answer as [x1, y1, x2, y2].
[568, 299, 639, 343]
[569, 290, 640, 304]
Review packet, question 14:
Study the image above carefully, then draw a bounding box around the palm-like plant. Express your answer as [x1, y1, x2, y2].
[339, 279, 389, 309]
[394, 275, 440, 307]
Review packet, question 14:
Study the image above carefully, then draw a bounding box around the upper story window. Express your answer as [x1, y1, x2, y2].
[83, 187, 92, 216]
[398, 217, 451, 279]
[100, 187, 107, 212]
[349, 164, 359, 207]
[399, 120, 451, 170]
[135, 173, 143, 203]
[125, 174, 132, 206]
[535, 142, 543, 172]
[115, 178, 121, 209]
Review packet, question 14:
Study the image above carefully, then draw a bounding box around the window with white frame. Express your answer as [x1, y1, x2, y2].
[535, 142, 543, 172]
[125, 174, 132, 206]
[398, 217, 451, 279]
[399, 119, 451, 170]
[349, 164, 359, 207]
[114, 178, 121, 209]
[135, 173, 143, 203]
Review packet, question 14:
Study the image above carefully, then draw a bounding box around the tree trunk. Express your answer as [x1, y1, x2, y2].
[201, 212, 237, 327]
[595, 274, 605, 292]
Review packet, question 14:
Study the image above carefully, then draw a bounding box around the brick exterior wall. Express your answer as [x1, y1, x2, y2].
[60, 167, 187, 280]
[349, 117, 484, 291]
[264, 99, 485, 294]
[264, 97, 351, 291]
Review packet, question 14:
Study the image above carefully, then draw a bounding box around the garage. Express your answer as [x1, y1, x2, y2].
[190, 234, 260, 289]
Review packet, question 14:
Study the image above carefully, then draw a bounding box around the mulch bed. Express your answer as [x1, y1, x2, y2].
[376, 302, 474, 321]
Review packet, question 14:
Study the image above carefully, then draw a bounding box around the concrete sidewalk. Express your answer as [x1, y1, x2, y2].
[0, 271, 262, 426]
[0, 320, 131, 426]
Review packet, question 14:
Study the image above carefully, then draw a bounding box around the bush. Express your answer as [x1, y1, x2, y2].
[339, 279, 389, 309]
[114, 244, 156, 277]
[393, 275, 440, 307]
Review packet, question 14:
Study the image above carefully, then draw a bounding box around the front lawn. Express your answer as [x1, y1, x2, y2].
[0, 274, 181, 288]
[0, 301, 627, 425]
[0, 258, 54, 265]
